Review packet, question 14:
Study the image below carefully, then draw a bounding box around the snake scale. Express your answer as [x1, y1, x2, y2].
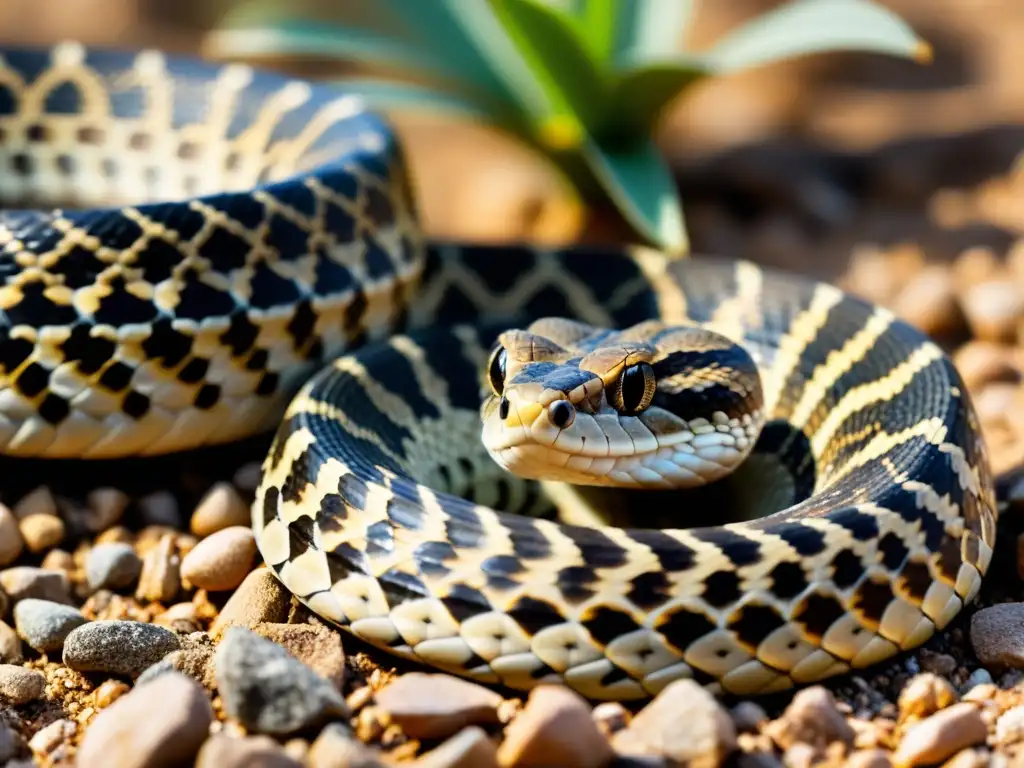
[0, 43, 997, 700]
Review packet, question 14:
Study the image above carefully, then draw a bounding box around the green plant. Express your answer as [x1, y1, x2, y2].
[205, 0, 930, 255]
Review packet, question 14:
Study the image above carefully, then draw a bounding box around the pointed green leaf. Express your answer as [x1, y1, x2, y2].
[601, 59, 707, 139]
[701, 0, 929, 74]
[330, 78, 512, 126]
[487, 0, 610, 138]
[610, 0, 694, 67]
[579, 137, 688, 254]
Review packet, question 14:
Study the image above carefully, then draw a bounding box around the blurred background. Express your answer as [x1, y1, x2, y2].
[2, 0, 1024, 475]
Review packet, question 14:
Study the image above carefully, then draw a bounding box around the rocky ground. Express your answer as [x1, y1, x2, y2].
[0, 144, 1018, 768]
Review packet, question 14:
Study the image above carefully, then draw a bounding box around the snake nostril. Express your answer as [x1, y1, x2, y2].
[548, 399, 575, 429]
[498, 397, 510, 420]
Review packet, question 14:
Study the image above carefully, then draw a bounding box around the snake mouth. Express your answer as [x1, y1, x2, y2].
[481, 395, 760, 488]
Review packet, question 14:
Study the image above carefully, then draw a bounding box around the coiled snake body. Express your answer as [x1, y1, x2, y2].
[0, 44, 997, 699]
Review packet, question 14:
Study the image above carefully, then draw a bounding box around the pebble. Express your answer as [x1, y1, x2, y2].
[970, 602, 1024, 668]
[845, 749, 893, 768]
[139, 490, 183, 528]
[76, 671, 213, 768]
[963, 668, 994, 692]
[139, 642, 216, 688]
[0, 664, 44, 704]
[85, 542, 142, 591]
[0, 722, 24, 763]
[211, 568, 292, 636]
[416, 726, 498, 768]
[63, 620, 181, 678]
[0, 620, 21, 663]
[0, 566, 71, 604]
[135, 533, 181, 603]
[181, 525, 257, 591]
[40, 549, 75, 578]
[215, 627, 349, 735]
[0, 505, 23, 565]
[897, 673, 957, 723]
[93, 678, 131, 708]
[195, 733, 302, 768]
[19, 512, 65, 553]
[612, 679, 736, 768]
[918, 651, 957, 677]
[28, 718, 76, 757]
[961, 279, 1024, 342]
[892, 702, 986, 767]
[233, 462, 264, 493]
[953, 341, 1020, 390]
[732, 701, 769, 733]
[14, 486, 57, 519]
[375, 672, 502, 740]
[191, 482, 251, 537]
[306, 723, 385, 768]
[765, 686, 854, 751]
[995, 705, 1024, 745]
[252, 622, 345, 688]
[498, 685, 612, 768]
[13, 599, 87, 652]
[592, 701, 631, 737]
[85, 487, 130, 532]
[892, 265, 962, 337]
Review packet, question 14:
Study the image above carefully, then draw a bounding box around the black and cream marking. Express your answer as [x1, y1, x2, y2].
[0, 44, 996, 701]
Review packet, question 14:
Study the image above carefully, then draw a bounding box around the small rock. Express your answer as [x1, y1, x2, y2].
[892, 265, 962, 337]
[0, 506, 23, 565]
[195, 733, 301, 768]
[0, 620, 22, 663]
[918, 651, 957, 677]
[191, 482, 251, 538]
[970, 603, 1024, 669]
[252, 622, 345, 688]
[995, 705, 1024, 745]
[953, 341, 1020, 391]
[892, 702, 986, 767]
[63, 620, 181, 678]
[962, 668, 993, 693]
[211, 568, 292, 636]
[14, 486, 57, 520]
[732, 701, 769, 733]
[592, 701, 631, 737]
[85, 542, 142, 592]
[897, 673, 957, 723]
[139, 490, 182, 528]
[215, 627, 348, 735]
[19, 513, 65, 553]
[181, 526, 256, 591]
[39, 549, 75, 579]
[844, 749, 892, 768]
[612, 679, 736, 768]
[416, 726, 498, 768]
[13, 599, 87, 652]
[941, 749, 990, 768]
[375, 672, 502, 740]
[76, 671, 213, 768]
[135, 533, 181, 603]
[953, 246, 1001, 287]
[962, 279, 1024, 343]
[28, 718, 76, 757]
[306, 723, 385, 768]
[498, 685, 612, 768]
[140, 643, 215, 688]
[233, 463, 264, 493]
[93, 678, 131, 708]
[0, 566, 71, 604]
[765, 686, 854, 751]
[0, 722, 24, 763]
[0, 664, 44, 704]
[85, 488, 130, 532]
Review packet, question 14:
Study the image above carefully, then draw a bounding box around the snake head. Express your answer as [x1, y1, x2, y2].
[480, 317, 765, 489]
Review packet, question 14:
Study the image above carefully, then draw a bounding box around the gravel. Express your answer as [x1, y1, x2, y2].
[12, 599, 87, 652]
[85, 542, 143, 591]
[214, 627, 349, 735]
[62, 620, 181, 678]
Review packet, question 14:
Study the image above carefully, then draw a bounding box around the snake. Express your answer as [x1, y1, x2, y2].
[0, 43, 997, 700]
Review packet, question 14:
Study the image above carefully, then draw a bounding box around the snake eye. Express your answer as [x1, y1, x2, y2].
[608, 362, 656, 415]
[487, 345, 507, 396]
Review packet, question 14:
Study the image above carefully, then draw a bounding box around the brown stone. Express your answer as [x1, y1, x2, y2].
[194, 733, 301, 768]
[892, 703, 986, 768]
[374, 672, 502, 740]
[211, 568, 292, 636]
[765, 686, 854, 751]
[252, 622, 345, 688]
[498, 685, 612, 768]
